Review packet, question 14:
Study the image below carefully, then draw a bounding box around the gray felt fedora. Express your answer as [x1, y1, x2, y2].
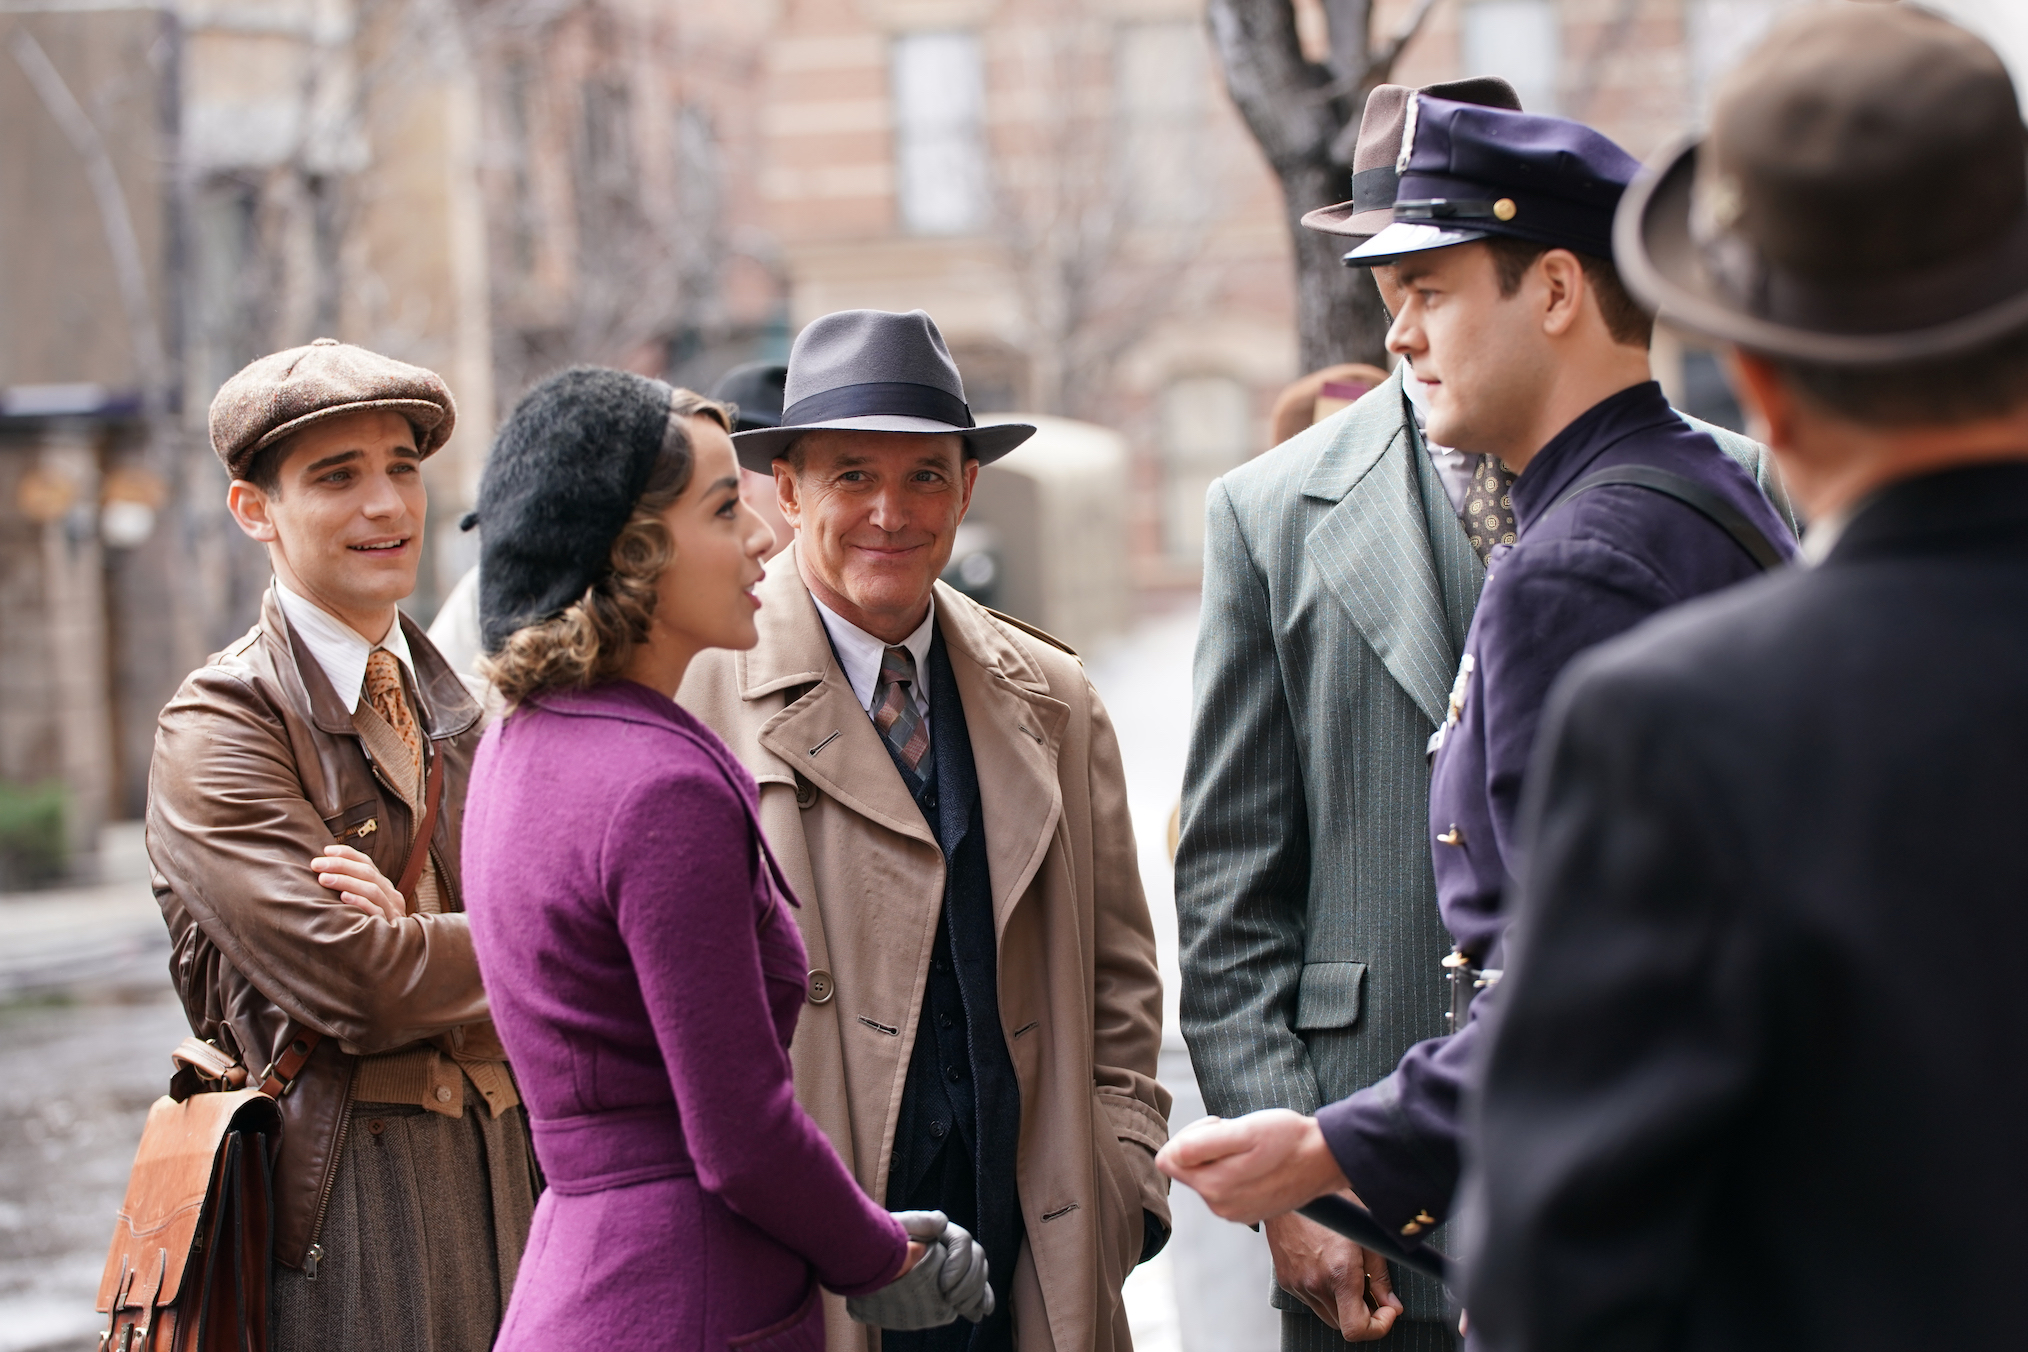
[732, 309, 1035, 473]
[1616, 4, 2028, 365]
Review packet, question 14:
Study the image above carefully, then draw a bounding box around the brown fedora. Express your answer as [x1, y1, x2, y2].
[1616, 4, 2028, 365]
[1302, 77, 1522, 238]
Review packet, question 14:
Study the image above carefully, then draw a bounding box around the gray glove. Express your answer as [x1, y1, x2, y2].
[846, 1211, 995, 1330]
[932, 1216, 994, 1323]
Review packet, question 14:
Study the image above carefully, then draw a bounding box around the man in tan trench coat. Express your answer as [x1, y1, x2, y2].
[679, 309, 1170, 1352]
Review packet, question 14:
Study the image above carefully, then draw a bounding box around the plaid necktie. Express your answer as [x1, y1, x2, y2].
[363, 649, 423, 787]
[1465, 454, 1518, 560]
[872, 645, 929, 773]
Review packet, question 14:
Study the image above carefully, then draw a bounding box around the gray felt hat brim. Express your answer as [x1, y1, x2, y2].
[733, 413, 1034, 473]
[1618, 135, 2028, 365]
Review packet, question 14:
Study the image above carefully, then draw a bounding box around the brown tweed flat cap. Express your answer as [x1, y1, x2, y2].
[208, 338, 457, 480]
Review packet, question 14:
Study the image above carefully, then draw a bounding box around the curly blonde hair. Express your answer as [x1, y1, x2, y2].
[484, 390, 732, 707]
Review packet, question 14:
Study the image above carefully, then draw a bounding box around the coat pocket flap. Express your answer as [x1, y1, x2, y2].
[1295, 961, 1366, 1031]
[1096, 1088, 1168, 1155]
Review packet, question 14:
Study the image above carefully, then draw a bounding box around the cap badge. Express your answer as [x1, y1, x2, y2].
[1493, 198, 1518, 221]
[1396, 93, 1422, 175]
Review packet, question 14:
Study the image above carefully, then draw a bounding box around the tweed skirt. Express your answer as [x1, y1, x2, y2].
[270, 1101, 538, 1352]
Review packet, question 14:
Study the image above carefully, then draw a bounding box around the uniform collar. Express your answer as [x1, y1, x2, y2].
[810, 589, 937, 715]
[1509, 380, 1677, 531]
[272, 578, 414, 714]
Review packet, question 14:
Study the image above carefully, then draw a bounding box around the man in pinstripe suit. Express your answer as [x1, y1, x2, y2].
[1174, 83, 1790, 1352]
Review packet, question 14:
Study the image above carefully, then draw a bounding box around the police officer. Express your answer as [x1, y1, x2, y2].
[1156, 98, 1795, 1243]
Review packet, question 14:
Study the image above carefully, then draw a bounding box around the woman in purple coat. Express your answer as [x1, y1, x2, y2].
[459, 370, 993, 1350]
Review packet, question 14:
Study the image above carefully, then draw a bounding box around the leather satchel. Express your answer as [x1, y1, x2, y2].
[94, 1031, 315, 1352]
[97, 752, 445, 1350]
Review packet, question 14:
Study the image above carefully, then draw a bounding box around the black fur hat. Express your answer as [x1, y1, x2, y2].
[467, 366, 674, 654]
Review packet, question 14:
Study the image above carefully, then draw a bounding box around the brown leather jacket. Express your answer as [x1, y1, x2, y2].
[147, 587, 490, 1268]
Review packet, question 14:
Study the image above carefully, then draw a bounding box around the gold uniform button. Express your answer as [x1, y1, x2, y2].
[807, 969, 835, 1004]
[1493, 198, 1518, 221]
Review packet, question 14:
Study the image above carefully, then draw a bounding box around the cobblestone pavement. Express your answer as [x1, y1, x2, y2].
[0, 604, 1279, 1352]
[0, 979, 186, 1351]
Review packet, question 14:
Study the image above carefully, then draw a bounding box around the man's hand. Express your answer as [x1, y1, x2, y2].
[1265, 1210, 1401, 1342]
[311, 844, 404, 922]
[1156, 1110, 1349, 1224]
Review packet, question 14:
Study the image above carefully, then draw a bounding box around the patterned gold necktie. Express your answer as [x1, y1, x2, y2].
[872, 645, 929, 773]
[363, 649, 423, 787]
[1465, 454, 1518, 560]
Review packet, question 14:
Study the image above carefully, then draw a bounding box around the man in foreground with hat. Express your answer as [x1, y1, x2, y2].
[1174, 76, 1785, 1349]
[1159, 92, 1795, 1261]
[148, 340, 533, 1349]
[1459, 7, 2028, 1346]
[678, 309, 1169, 1352]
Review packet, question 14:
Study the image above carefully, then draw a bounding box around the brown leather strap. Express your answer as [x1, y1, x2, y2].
[395, 748, 444, 904]
[257, 1025, 323, 1099]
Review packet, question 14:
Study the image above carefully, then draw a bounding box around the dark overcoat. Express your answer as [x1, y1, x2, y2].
[1460, 463, 2028, 1350]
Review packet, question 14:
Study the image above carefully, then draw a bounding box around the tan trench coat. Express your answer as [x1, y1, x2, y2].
[678, 548, 1170, 1352]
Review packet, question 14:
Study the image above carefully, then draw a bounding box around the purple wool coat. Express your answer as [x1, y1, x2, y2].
[463, 680, 908, 1350]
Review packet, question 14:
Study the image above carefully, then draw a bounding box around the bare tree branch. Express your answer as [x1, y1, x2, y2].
[1207, 0, 1447, 371]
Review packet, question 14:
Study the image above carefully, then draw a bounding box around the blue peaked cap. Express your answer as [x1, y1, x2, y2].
[1344, 97, 1643, 266]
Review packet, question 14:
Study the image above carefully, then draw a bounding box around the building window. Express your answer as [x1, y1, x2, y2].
[1159, 375, 1252, 561]
[1117, 21, 1207, 226]
[892, 31, 988, 235]
[1461, 0, 1561, 115]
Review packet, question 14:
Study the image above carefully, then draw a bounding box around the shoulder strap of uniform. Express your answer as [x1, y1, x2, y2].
[1543, 464, 1787, 572]
[982, 607, 1079, 658]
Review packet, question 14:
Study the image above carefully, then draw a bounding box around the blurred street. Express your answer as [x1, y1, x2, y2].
[0, 824, 182, 1352]
[0, 603, 1278, 1352]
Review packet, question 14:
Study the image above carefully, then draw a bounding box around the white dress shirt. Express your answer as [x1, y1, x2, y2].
[273, 579, 416, 714]
[1402, 371, 1480, 516]
[811, 592, 935, 727]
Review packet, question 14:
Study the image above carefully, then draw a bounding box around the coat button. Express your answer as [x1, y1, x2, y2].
[434, 1086, 453, 1103]
[807, 969, 835, 1004]
[946, 1065, 963, 1083]
[794, 776, 817, 809]
[930, 1120, 947, 1139]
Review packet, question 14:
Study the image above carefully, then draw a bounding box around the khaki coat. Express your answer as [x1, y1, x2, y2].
[678, 547, 1170, 1352]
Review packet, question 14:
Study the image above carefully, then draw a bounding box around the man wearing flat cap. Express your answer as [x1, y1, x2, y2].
[679, 309, 1169, 1352]
[1455, 7, 2028, 1348]
[1174, 76, 1786, 1351]
[147, 339, 533, 1350]
[1159, 94, 1798, 1268]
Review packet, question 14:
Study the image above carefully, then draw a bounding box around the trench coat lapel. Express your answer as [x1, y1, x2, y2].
[743, 552, 937, 851]
[934, 586, 1069, 938]
[1301, 368, 1456, 726]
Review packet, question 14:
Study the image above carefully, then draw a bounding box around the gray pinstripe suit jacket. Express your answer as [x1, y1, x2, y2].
[1175, 366, 1788, 1325]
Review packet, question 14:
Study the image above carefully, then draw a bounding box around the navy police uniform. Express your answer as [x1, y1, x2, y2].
[1311, 97, 1799, 1239]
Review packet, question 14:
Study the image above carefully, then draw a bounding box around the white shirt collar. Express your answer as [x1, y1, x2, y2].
[273, 579, 415, 715]
[810, 592, 936, 719]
